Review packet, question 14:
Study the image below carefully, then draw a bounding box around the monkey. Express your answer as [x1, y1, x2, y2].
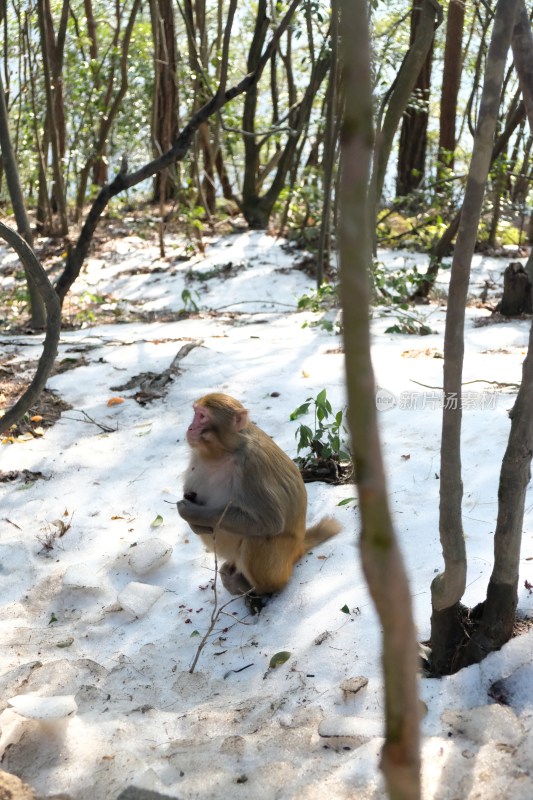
[177, 393, 341, 602]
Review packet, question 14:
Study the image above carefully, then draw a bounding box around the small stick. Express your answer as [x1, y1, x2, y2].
[189, 503, 241, 674]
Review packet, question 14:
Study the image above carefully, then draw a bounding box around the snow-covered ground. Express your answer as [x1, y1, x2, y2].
[1, 230, 532, 799]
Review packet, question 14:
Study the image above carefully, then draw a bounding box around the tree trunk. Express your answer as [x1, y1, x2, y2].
[372, 0, 442, 208]
[430, 0, 520, 675]
[449, 5, 533, 663]
[500, 261, 532, 315]
[240, 0, 269, 226]
[75, 0, 142, 217]
[396, 2, 434, 198]
[150, 0, 179, 201]
[0, 70, 46, 328]
[412, 98, 527, 302]
[0, 222, 60, 434]
[339, 1, 421, 797]
[37, 0, 68, 235]
[83, 0, 108, 186]
[317, 4, 338, 285]
[511, 0, 533, 128]
[240, 51, 330, 229]
[455, 311, 533, 667]
[437, 0, 466, 180]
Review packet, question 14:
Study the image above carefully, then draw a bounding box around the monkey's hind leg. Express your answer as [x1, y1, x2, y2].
[220, 561, 253, 595]
[219, 561, 270, 615]
[238, 535, 297, 595]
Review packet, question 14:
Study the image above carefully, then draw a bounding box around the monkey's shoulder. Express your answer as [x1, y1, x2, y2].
[241, 425, 302, 480]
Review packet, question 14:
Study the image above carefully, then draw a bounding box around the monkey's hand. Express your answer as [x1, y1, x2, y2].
[177, 497, 220, 532]
[179, 496, 280, 539]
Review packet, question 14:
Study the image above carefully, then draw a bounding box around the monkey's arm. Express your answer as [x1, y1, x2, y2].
[177, 497, 284, 538]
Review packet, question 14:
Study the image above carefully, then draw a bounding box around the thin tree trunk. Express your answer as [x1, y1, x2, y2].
[0, 222, 60, 433]
[241, 49, 330, 228]
[511, 0, 533, 127]
[513, 0, 533, 284]
[412, 99, 526, 301]
[150, 0, 179, 201]
[430, 0, 520, 676]
[83, 0, 108, 186]
[240, 0, 269, 224]
[75, 0, 141, 217]
[437, 0, 466, 180]
[448, 0, 533, 669]
[396, 2, 434, 198]
[372, 0, 442, 207]
[0, 70, 46, 327]
[317, 3, 338, 286]
[455, 315, 533, 667]
[339, 1, 420, 797]
[37, 0, 68, 235]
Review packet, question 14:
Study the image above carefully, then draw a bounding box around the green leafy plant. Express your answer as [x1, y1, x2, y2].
[180, 288, 200, 312]
[290, 389, 350, 471]
[297, 284, 340, 333]
[278, 166, 324, 245]
[381, 306, 436, 336]
[373, 259, 424, 304]
[182, 204, 207, 255]
[297, 283, 338, 312]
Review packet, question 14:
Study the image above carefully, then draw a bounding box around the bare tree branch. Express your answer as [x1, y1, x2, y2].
[0, 223, 61, 434]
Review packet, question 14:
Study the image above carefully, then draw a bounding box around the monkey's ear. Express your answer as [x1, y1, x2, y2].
[234, 409, 249, 431]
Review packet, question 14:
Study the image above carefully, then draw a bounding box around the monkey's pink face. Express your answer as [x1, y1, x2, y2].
[186, 404, 211, 446]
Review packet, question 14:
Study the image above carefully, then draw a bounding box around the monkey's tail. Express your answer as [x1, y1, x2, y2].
[304, 516, 342, 550]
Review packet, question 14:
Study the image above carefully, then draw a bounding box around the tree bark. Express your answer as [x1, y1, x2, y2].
[339, 2, 420, 797]
[0, 70, 46, 328]
[430, 0, 520, 675]
[372, 0, 442, 207]
[317, 3, 338, 285]
[412, 99, 526, 301]
[396, 2, 434, 198]
[512, 0, 533, 284]
[240, 50, 330, 229]
[437, 0, 466, 179]
[0, 222, 61, 434]
[454, 313, 533, 667]
[150, 0, 179, 201]
[37, 0, 68, 235]
[75, 0, 141, 217]
[83, 0, 108, 187]
[446, 0, 533, 670]
[511, 0, 533, 130]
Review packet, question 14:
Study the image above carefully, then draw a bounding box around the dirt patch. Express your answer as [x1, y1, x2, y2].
[474, 311, 532, 326]
[0, 357, 71, 440]
[513, 612, 533, 637]
[298, 457, 353, 485]
[0, 468, 48, 484]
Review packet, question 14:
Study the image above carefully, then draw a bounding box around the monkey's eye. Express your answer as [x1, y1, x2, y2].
[194, 409, 209, 425]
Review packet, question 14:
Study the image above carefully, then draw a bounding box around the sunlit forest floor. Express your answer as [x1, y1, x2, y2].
[1, 224, 533, 800]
